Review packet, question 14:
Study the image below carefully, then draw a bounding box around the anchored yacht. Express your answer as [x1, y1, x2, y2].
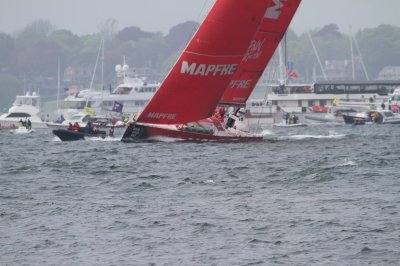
[58, 64, 160, 120]
[0, 92, 47, 129]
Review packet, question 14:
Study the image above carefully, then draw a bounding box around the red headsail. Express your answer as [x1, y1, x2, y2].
[138, 0, 271, 124]
[219, 0, 302, 106]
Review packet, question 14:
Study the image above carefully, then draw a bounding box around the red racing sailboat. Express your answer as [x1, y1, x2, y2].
[122, 0, 301, 142]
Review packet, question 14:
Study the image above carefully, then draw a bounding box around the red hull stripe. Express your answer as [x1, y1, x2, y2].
[142, 125, 263, 142]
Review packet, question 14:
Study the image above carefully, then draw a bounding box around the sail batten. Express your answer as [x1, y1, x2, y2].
[137, 0, 271, 125]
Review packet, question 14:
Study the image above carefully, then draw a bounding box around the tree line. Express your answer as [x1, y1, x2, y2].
[0, 19, 400, 109]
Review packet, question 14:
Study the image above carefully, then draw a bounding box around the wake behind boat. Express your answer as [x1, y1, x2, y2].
[273, 121, 307, 127]
[10, 127, 35, 134]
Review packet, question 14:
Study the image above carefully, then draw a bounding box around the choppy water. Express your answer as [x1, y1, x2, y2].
[1, 124, 400, 265]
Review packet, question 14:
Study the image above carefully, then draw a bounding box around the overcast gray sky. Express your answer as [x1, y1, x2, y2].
[0, 0, 399, 36]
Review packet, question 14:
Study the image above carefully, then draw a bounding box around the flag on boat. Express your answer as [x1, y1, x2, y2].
[286, 61, 298, 79]
[332, 96, 340, 106]
[65, 85, 79, 95]
[84, 107, 94, 116]
[112, 101, 123, 113]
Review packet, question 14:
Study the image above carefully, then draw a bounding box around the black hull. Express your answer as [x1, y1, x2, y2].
[53, 129, 106, 141]
[342, 115, 366, 125]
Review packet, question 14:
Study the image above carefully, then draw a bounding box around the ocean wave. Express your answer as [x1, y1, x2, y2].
[278, 133, 346, 140]
[148, 136, 186, 142]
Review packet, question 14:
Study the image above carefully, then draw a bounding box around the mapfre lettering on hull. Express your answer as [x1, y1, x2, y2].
[147, 112, 176, 120]
[181, 61, 238, 76]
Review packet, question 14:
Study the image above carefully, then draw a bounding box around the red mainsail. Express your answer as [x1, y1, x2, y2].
[219, 0, 302, 106]
[138, 0, 271, 125]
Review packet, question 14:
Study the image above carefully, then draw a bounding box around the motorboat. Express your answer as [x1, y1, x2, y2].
[53, 128, 107, 141]
[56, 64, 160, 120]
[305, 105, 358, 124]
[47, 112, 125, 130]
[0, 92, 47, 129]
[47, 113, 93, 129]
[248, 81, 400, 118]
[342, 110, 400, 125]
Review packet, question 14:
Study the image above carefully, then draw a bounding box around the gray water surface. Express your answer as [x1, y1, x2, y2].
[1, 125, 399, 265]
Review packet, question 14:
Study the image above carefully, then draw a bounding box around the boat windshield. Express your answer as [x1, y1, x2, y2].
[112, 86, 157, 94]
[112, 86, 132, 95]
[392, 95, 400, 101]
[69, 114, 90, 122]
[61, 101, 93, 109]
[134, 86, 157, 93]
[272, 85, 313, 95]
[384, 112, 394, 117]
[6, 112, 31, 118]
[13, 97, 39, 107]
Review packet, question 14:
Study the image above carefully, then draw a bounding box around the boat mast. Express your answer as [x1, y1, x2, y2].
[90, 38, 103, 90]
[284, 33, 288, 83]
[278, 41, 286, 85]
[307, 31, 327, 81]
[101, 37, 105, 115]
[23, 74, 26, 95]
[350, 26, 355, 80]
[101, 37, 104, 91]
[57, 56, 60, 113]
[352, 34, 370, 80]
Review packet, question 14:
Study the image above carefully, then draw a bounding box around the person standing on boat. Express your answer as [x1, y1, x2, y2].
[212, 106, 225, 123]
[381, 101, 386, 110]
[371, 112, 378, 123]
[86, 121, 92, 134]
[109, 125, 114, 137]
[73, 122, 80, 131]
[27, 119, 32, 130]
[292, 114, 298, 124]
